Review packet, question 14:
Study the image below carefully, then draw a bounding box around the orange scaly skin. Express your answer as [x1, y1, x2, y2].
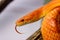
[41, 7, 60, 40]
[15, 0, 60, 39]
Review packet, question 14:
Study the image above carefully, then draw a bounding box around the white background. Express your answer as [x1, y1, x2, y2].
[0, 0, 44, 40]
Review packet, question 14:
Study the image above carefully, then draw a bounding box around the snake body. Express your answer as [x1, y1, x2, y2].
[41, 7, 60, 40]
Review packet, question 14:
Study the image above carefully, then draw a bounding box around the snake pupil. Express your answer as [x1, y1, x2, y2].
[21, 19, 24, 21]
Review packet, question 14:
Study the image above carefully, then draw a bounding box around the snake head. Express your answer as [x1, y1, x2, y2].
[16, 17, 33, 26]
[16, 12, 41, 26]
[15, 13, 40, 34]
[16, 18, 26, 26]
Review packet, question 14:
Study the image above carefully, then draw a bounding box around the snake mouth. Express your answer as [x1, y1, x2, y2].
[15, 25, 22, 34]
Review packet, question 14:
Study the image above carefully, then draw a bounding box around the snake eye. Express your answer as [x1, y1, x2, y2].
[21, 19, 24, 22]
